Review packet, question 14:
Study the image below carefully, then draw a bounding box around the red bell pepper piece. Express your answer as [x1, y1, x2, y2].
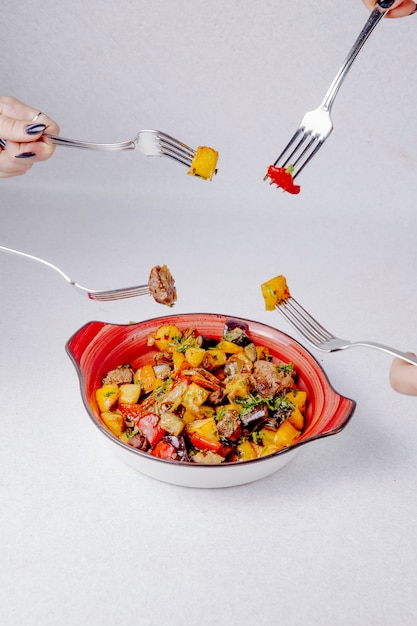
[137, 412, 165, 447]
[190, 433, 222, 452]
[151, 440, 178, 459]
[118, 403, 144, 420]
[265, 165, 300, 195]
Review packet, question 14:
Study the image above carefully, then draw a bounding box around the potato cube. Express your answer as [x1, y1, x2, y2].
[203, 349, 227, 369]
[182, 383, 210, 409]
[159, 411, 185, 436]
[185, 346, 206, 367]
[119, 383, 141, 405]
[187, 146, 218, 181]
[225, 374, 250, 399]
[101, 410, 125, 437]
[150, 325, 182, 352]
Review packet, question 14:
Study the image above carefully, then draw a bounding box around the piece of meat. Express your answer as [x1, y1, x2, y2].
[148, 265, 177, 307]
[102, 367, 133, 386]
[208, 388, 225, 405]
[251, 360, 291, 397]
[182, 367, 225, 391]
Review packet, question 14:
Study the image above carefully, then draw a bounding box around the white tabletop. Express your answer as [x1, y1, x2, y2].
[2, 1, 417, 625]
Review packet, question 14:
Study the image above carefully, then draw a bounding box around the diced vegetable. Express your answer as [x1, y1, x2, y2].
[188, 146, 219, 181]
[134, 364, 156, 394]
[288, 407, 305, 431]
[261, 274, 290, 311]
[96, 385, 120, 412]
[185, 346, 206, 367]
[95, 319, 307, 464]
[187, 417, 221, 452]
[101, 410, 125, 437]
[265, 164, 301, 194]
[274, 420, 301, 447]
[216, 340, 244, 354]
[237, 440, 261, 461]
[118, 383, 141, 405]
[151, 440, 177, 459]
[159, 411, 185, 436]
[137, 412, 165, 446]
[182, 383, 210, 410]
[149, 325, 182, 352]
[286, 389, 307, 413]
[225, 374, 251, 399]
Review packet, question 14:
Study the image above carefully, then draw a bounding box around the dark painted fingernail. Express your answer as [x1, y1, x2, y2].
[0, 138, 6, 148]
[25, 123, 46, 135]
[377, 0, 395, 8]
[15, 152, 36, 159]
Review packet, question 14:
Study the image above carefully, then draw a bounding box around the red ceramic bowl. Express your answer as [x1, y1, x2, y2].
[66, 313, 356, 488]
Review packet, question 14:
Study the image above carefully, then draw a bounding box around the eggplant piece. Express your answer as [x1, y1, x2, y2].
[200, 336, 219, 349]
[223, 318, 252, 347]
[163, 435, 189, 462]
[269, 404, 294, 428]
[240, 403, 268, 430]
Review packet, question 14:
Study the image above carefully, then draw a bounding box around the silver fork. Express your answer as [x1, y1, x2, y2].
[0, 245, 150, 302]
[265, 1, 394, 183]
[276, 296, 417, 367]
[48, 129, 195, 168]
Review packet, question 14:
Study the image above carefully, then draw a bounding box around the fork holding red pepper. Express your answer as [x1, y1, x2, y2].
[264, 164, 301, 195]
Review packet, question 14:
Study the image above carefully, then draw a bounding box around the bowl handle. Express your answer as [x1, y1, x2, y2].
[65, 320, 107, 366]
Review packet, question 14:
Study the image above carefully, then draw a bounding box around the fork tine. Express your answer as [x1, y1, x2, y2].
[155, 131, 195, 166]
[278, 297, 335, 345]
[86, 285, 150, 301]
[291, 137, 324, 179]
[267, 128, 324, 181]
[273, 128, 306, 167]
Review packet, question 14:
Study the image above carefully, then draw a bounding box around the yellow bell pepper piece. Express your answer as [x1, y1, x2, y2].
[288, 407, 305, 431]
[237, 440, 260, 461]
[96, 385, 120, 412]
[134, 364, 156, 394]
[275, 420, 301, 447]
[216, 340, 243, 354]
[285, 389, 307, 413]
[172, 350, 185, 370]
[261, 274, 290, 311]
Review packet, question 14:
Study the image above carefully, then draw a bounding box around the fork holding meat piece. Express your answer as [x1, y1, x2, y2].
[148, 264, 177, 307]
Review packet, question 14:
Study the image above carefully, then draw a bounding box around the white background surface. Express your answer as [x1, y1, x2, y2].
[1, 1, 417, 625]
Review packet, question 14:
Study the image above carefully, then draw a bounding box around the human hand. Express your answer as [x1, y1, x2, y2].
[0, 96, 60, 178]
[389, 355, 417, 395]
[362, 0, 417, 18]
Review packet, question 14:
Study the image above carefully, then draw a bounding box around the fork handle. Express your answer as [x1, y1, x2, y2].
[342, 341, 417, 367]
[47, 135, 136, 151]
[320, 5, 390, 112]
